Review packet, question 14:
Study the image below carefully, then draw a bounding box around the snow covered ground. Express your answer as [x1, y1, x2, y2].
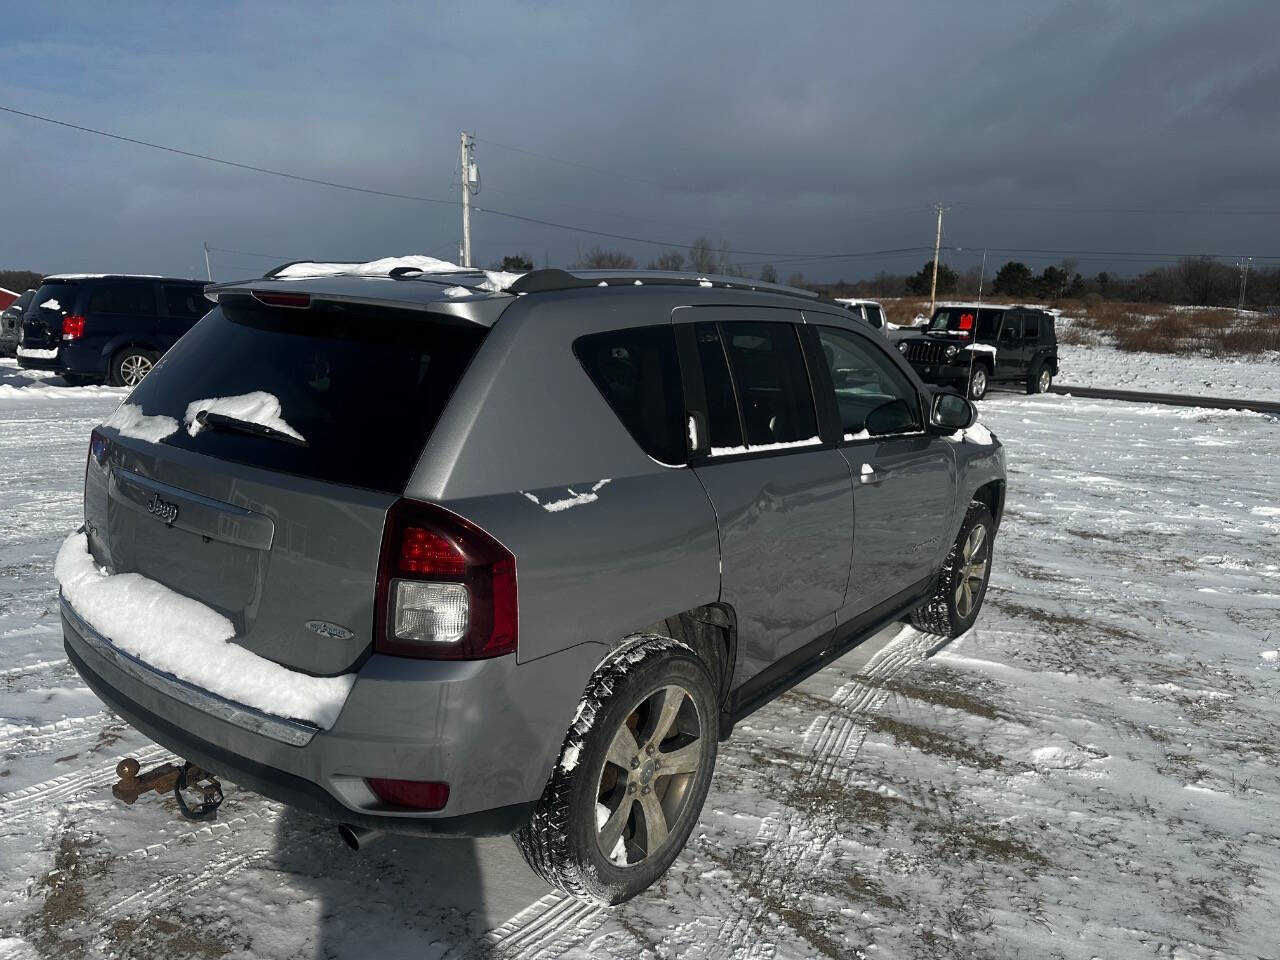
[1, 356, 1279, 959]
[1056, 339, 1280, 402]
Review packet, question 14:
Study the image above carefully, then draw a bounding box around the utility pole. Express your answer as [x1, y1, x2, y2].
[928, 203, 947, 317]
[1237, 257, 1252, 310]
[458, 131, 478, 267]
[203, 241, 212, 282]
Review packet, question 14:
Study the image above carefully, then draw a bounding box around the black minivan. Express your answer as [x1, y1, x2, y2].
[17, 275, 209, 386]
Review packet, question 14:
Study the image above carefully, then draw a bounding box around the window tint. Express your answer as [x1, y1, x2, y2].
[124, 301, 486, 493]
[693, 322, 743, 449]
[816, 326, 920, 437]
[574, 325, 685, 465]
[720, 321, 817, 445]
[163, 284, 209, 320]
[1000, 313, 1022, 341]
[929, 306, 1004, 338]
[1023, 314, 1040, 339]
[864, 305, 884, 327]
[88, 282, 156, 316]
[31, 282, 78, 316]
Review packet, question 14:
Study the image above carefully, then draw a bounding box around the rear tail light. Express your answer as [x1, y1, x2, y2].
[373, 499, 517, 659]
[366, 778, 449, 811]
[62, 315, 86, 340]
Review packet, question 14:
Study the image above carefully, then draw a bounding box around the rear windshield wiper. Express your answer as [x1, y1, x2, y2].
[195, 410, 309, 446]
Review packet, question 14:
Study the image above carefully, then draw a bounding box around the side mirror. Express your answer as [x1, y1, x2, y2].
[866, 398, 917, 436]
[931, 391, 977, 430]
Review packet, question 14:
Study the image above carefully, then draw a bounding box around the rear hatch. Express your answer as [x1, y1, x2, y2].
[85, 293, 488, 675]
[22, 280, 81, 349]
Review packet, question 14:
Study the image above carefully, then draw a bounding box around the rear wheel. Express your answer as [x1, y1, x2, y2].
[967, 366, 989, 400]
[1026, 363, 1052, 394]
[109, 348, 158, 387]
[909, 501, 995, 638]
[515, 636, 719, 904]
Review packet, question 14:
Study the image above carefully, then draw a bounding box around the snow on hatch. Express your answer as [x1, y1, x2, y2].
[101, 402, 179, 443]
[183, 391, 304, 441]
[272, 254, 524, 294]
[55, 532, 354, 728]
[39, 298, 62, 311]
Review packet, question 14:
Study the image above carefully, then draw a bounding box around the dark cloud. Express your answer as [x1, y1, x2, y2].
[1, 0, 1276, 281]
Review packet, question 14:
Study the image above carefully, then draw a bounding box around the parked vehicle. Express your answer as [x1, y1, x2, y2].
[62, 265, 1006, 904]
[1, 288, 34, 357]
[835, 297, 888, 331]
[895, 303, 1058, 400]
[17, 274, 209, 385]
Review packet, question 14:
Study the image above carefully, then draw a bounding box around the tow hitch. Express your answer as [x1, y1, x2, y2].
[112, 756, 225, 821]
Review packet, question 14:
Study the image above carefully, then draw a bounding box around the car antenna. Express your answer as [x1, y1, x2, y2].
[967, 248, 988, 399]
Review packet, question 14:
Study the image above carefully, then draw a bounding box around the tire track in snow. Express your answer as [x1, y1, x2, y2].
[0, 744, 169, 827]
[484, 627, 930, 959]
[709, 625, 935, 959]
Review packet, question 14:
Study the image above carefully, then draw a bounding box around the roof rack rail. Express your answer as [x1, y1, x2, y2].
[507, 268, 825, 301]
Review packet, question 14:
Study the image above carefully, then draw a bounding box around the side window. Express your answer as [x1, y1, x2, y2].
[816, 326, 921, 438]
[693, 322, 744, 449]
[720, 321, 818, 445]
[1023, 313, 1040, 340]
[88, 282, 157, 316]
[573, 325, 686, 466]
[1000, 313, 1022, 343]
[163, 285, 208, 320]
[864, 305, 884, 328]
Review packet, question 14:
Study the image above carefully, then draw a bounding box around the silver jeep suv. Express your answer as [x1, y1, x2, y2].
[61, 264, 1006, 904]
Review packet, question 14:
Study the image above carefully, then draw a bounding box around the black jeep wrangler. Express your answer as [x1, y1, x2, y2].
[896, 304, 1057, 400]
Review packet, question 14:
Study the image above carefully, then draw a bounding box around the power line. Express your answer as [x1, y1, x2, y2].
[953, 200, 1280, 216]
[0, 103, 875, 261]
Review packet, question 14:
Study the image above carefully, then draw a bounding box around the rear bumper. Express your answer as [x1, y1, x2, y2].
[16, 346, 63, 370]
[62, 598, 602, 837]
[60, 340, 110, 377]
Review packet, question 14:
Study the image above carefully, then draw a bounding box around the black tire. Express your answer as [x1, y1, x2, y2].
[1026, 362, 1052, 394]
[109, 348, 159, 387]
[967, 366, 989, 400]
[910, 501, 995, 638]
[515, 635, 720, 905]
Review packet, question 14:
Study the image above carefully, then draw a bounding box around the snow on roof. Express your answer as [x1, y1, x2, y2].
[44, 274, 165, 281]
[272, 255, 524, 294]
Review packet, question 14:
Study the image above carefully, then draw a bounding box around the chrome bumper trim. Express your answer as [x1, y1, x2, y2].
[62, 596, 319, 747]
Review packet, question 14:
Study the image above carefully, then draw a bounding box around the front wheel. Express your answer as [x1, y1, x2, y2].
[109, 348, 158, 387]
[910, 501, 995, 638]
[515, 636, 719, 905]
[967, 367, 989, 400]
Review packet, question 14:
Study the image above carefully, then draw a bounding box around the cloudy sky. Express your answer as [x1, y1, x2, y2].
[2, 0, 1277, 283]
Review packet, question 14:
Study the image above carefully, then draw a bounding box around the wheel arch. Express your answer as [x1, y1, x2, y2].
[971, 478, 1006, 534]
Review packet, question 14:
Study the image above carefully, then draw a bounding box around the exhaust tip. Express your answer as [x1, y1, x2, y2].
[338, 823, 380, 851]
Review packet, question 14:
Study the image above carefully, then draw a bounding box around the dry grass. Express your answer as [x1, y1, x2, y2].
[1062, 302, 1280, 356]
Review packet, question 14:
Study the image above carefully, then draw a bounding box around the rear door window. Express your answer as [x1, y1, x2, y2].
[88, 282, 157, 316]
[31, 281, 78, 316]
[163, 284, 209, 320]
[719, 321, 818, 445]
[122, 300, 486, 493]
[864, 305, 884, 327]
[1023, 313, 1040, 340]
[574, 325, 686, 466]
[693, 322, 744, 449]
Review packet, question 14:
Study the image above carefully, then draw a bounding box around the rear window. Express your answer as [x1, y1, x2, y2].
[123, 300, 486, 493]
[31, 281, 79, 316]
[163, 284, 209, 320]
[88, 282, 157, 316]
[574, 325, 685, 465]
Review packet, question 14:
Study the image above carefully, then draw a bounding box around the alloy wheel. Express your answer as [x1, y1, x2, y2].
[119, 353, 153, 386]
[1038, 368, 1051, 393]
[970, 369, 987, 399]
[595, 684, 704, 867]
[954, 523, 989, 619]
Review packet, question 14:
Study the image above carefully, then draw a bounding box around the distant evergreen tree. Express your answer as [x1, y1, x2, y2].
[500, 253, 534, 272]
[991, 261, 1034, 297]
